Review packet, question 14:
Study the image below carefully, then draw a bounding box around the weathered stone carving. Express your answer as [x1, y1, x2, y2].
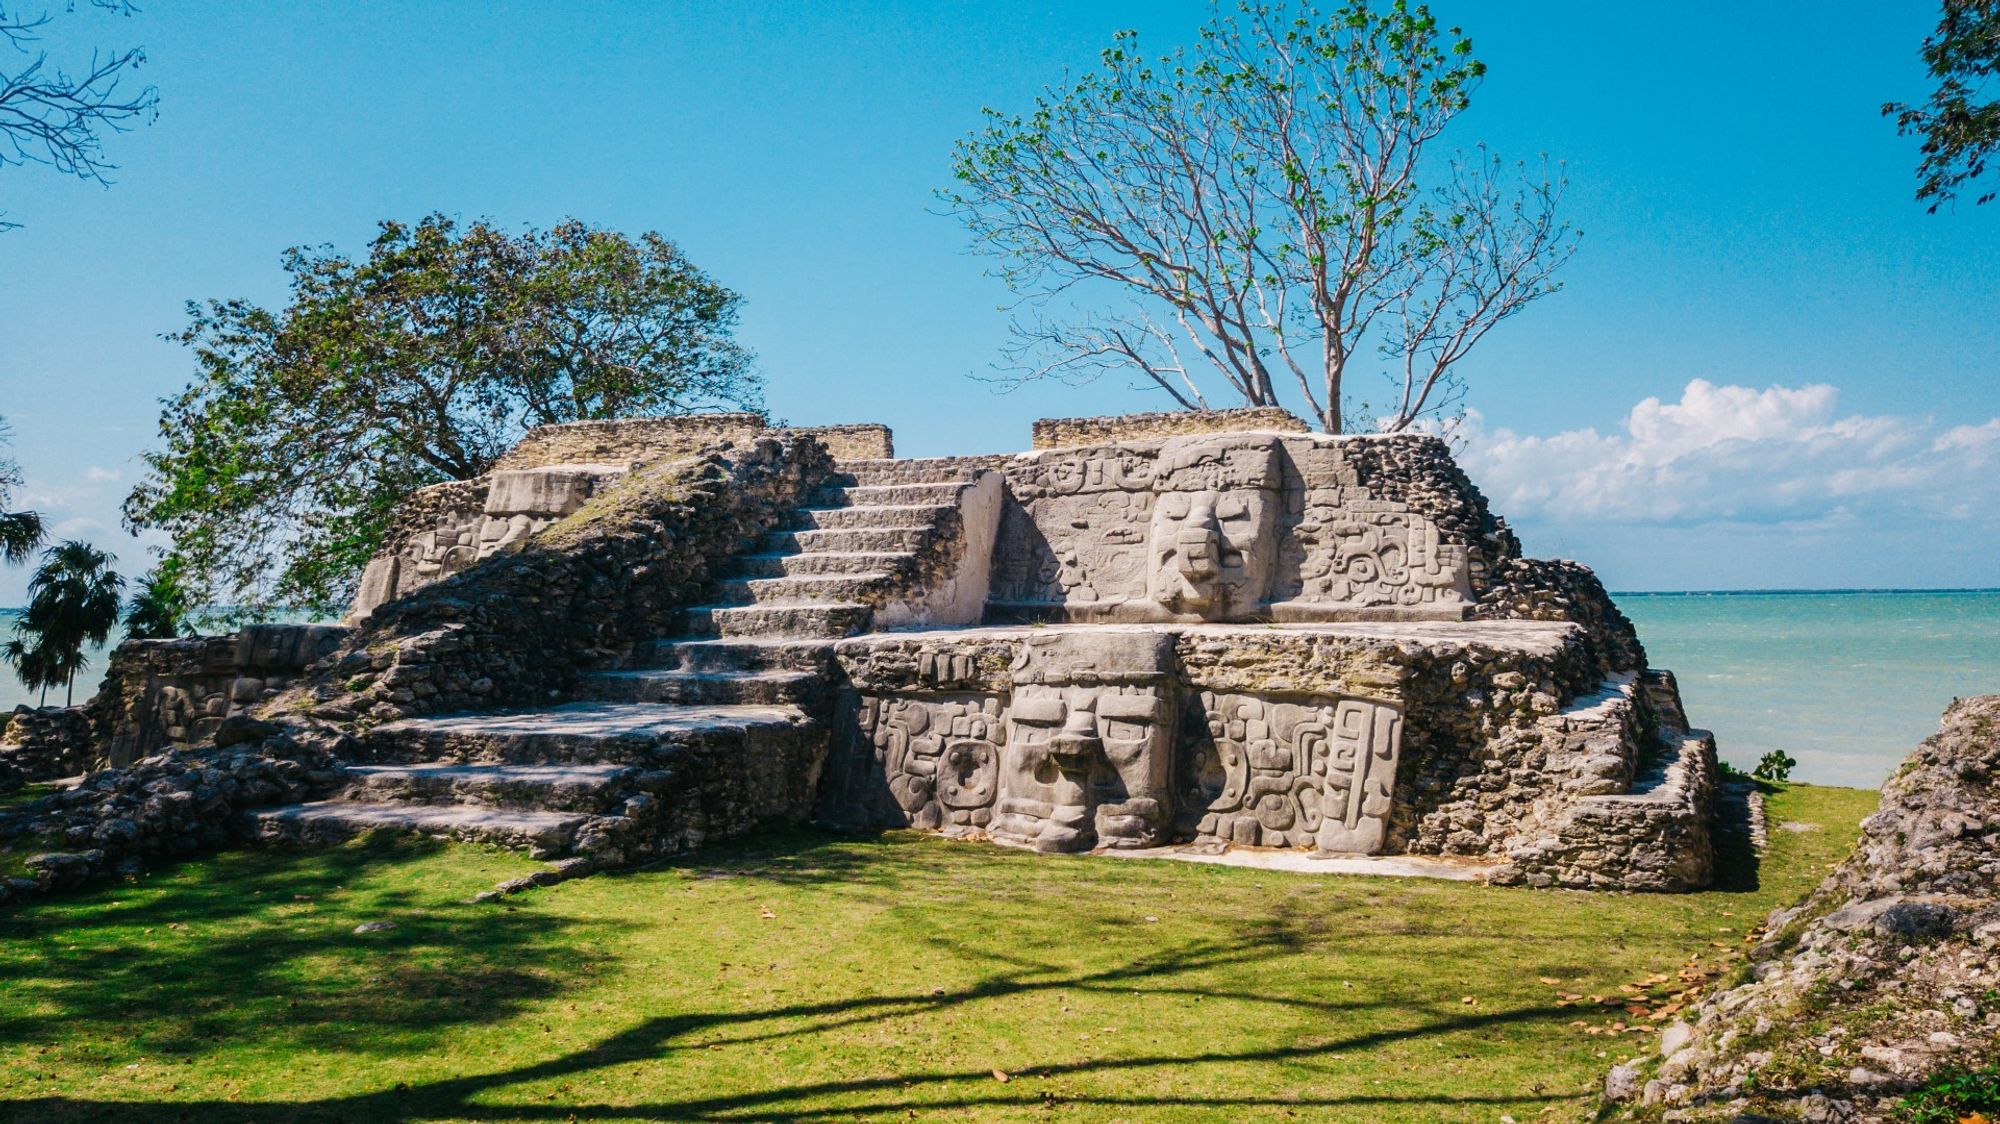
[990, 432, 1471, 623]
[825, 627, 1415, 857]
[859, 693, 1006, 833]
[1177, 692, 1402, 852]
[990, 631, 1179, 852]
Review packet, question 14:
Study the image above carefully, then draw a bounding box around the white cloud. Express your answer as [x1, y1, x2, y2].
[1456, 379, 2000, 527]
[83, 465, 120, 483]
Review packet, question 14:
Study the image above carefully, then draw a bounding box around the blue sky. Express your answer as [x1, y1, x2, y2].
[1, 0, 1996, 605]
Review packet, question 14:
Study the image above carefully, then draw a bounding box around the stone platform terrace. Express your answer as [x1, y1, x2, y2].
[103, 407, 1718, 894]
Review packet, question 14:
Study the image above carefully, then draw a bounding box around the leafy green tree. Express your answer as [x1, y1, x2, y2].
[0, 0, 158, 232]
[122, 559, 189, 639]
[1752, 750, 1797, 783]
[5, 540, 123, 705]
[1886, 0, 2000, 210]
[123, 214, 761, 622]
[944, 0, 1576, 433]
[0, 415, 44, 564]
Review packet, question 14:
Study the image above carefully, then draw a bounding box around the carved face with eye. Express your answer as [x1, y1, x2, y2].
[1147, 487, 1278, 620]
[1090, 689, 1174, 848]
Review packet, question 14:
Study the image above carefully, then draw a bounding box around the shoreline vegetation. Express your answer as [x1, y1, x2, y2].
[0, 783, 1876, 1123]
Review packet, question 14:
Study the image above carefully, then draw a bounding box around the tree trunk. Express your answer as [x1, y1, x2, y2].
[1323, 358, 1344, 435]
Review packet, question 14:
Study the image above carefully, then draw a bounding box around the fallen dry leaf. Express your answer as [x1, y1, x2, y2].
[991, 1069, 1010, 1083]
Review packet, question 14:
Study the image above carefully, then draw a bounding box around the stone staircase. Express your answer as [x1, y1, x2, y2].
[680, 458, 996, 640]
[246, 458, 996, 862]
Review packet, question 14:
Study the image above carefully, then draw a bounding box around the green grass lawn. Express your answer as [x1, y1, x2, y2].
[0, 784, 1878, 1123]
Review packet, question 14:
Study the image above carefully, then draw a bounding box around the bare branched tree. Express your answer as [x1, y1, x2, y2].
[0, 0, 157, 231]
[944, 0, 1578, 434]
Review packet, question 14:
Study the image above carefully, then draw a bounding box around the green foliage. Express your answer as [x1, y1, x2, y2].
[122, 558, 192, 639]
[1753, 749, 1798, 782]
[122, 213, 761, 623]
[944, 0, 1573, 434]
[3, 539, 123, 705]
[1898, 1063, 2000, 1123]
[0, 414, 45, 565]
[1885, 0, 2000, 210]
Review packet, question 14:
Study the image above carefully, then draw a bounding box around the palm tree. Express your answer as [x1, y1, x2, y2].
[14, 541, 124, 705]
[124, 563, 191, 640]
[1, 634, 63, 707]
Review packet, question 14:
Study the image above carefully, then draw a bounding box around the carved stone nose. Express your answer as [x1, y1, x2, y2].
[1048, 728, 1100, 764]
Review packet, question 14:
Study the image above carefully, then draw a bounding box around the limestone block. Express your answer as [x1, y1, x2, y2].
[483, 466, 623, 518]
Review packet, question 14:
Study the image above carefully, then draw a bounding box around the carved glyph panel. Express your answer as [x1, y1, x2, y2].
[1285, 501, 1470, 608]
[853, 693, 1006, 831]
[1179, 692, 1404, 852]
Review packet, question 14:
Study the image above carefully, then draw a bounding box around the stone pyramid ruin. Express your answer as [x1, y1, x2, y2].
[78, 407, 1722, 892]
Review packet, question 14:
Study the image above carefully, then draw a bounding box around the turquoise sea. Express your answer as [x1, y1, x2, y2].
[1619, 590, 2000, 788]
[7, 591, 1997, 788]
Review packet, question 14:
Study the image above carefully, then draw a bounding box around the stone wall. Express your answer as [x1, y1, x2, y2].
[1476, 673, 1718, 892]
[1472, 556, 1649, 684]
[1031, 407, 1309, 449]
[284, 435, 838, 727]
[351, 465, 626, 620]
[492, 413, 770, 470]
[95, 624, 351, 766]
[0, 721, 351, 906]
[493, 415, 893, 472]
[779, 424, 894, 461]
[1606, 695, 2000, 1119]
[354, 418, 896, 620]
[0, 705, 97, 785]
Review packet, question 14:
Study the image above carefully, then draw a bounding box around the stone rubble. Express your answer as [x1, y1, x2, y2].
[1604, 694, 2000, 1121]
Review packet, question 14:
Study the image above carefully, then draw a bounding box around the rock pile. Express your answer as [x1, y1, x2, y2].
[289, 434, 835, 726]
[0, 705, 97, 788]
[0, 717, 350, 905]
[1606, 695, 2000, 1121]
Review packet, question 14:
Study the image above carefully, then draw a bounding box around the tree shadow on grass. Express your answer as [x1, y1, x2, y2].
[0, 833, 625, 1058]
[0, 896, 1583, 1122]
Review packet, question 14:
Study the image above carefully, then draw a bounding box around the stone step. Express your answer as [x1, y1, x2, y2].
[650, 638, 837, 675]
[340, 762, 635, 813]
[730, 550, 915, 579]
[694, 601, 872, 640]
[246, 800, 590, 857]
[790, 504, 953, 531]
[762, 527, 933, 555]
[815, 482, 970, 506]
[362, 701, 811, 765]
[579, 667, 820, 706]
[714, 572, 892, 606]
[836, 457, 995, 485]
